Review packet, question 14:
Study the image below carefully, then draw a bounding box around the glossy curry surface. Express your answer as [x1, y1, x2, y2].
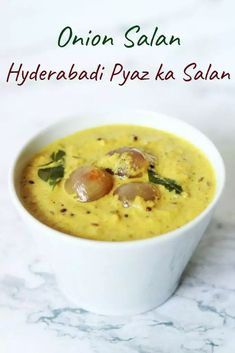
[20, 125, 215, 241]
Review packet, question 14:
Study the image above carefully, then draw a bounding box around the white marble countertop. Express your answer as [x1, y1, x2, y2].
[1, 1, 235, 352]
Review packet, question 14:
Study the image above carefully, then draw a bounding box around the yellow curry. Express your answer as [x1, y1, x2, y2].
[20, 125, 215, 241]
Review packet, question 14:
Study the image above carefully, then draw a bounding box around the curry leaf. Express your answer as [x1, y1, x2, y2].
[38, 168, 51, 181]
[40, 149, 66, 167]
[148, 169, 183, 194]
[50, 165, 64, 179]
[51, 149, 65, 162]
[38, 165, 64, 181]
[38, 150, 66, 188]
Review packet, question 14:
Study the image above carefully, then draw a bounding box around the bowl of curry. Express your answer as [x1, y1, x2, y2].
[9, 110, 225, 315]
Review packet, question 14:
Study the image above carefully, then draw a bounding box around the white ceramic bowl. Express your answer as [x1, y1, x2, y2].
[9, 110, 225, 315]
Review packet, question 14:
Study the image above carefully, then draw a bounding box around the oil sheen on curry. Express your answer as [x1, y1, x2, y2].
[20, 125, 215, 241]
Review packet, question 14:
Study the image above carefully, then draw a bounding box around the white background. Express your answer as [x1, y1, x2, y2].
[0, 1, 235, 352]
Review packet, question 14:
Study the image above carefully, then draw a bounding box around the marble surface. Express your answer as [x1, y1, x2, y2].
[0, 1, 235, 352]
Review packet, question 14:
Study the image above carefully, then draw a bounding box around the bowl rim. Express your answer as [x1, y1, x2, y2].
[9, 109, 226, 249]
